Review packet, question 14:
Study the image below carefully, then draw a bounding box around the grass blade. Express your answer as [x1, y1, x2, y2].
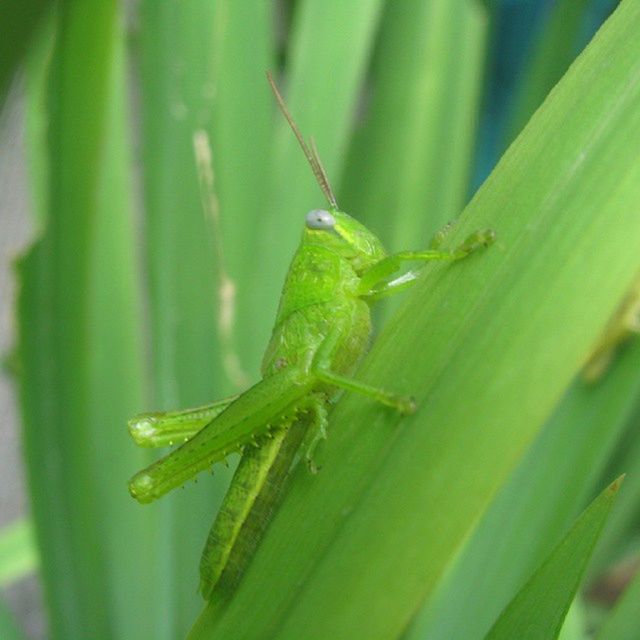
[0, 0, 50, 103]
[208, 1, 274, 374]
[342, 0, 488, 247]
[136, 2, 274, 633]
[406, 340, 640, 640]
[189, 2, 640, 636]
[485, 478, 622, 640]
[0, 519, 37, 587]
[0, 600, 25, 640]
[87, 29, 165, 639]
[17, 2, 122, 637]
[588, 401, 640, 576]
[138, 3, 228, 633]
[505, 0, 592, 145]
[17, 2, 157, 637]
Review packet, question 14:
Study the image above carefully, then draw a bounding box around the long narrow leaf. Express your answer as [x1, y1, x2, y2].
[136, 2, 274, 634]
[87, 28, 162, 640]
[407, 340, 640, 640]
[342, 0, 487, 246]
[0, 600, 25, 640]
[191, 2, 640, 637]
[485, 478, 622, 640]
[17, 2, 122, 637]
[208, 1, 274, 375]
[0, 0, 50, 103]
[505, 0, 592, 145]
[588, 403, 640, 576]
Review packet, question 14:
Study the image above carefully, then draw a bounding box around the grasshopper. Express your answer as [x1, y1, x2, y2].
[127, 73, 495, 600]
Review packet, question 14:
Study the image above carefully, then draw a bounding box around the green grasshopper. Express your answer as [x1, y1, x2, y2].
[127, 73, 495, 600]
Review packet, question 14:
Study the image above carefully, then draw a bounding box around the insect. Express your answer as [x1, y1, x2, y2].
[127, 72, 495, 601]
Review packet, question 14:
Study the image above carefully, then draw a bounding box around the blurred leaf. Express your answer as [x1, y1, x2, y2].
[506, 0, 591, 144]
[0, 600, 25, 640]
[137, 1, 273, 634]
[589, 403, 640, 576]
[342, 0, 488, 247]
[208, 1, 274, 374]
[558, 600, 587, 640]
[596, 565, 640, 640]
[23, 11, 53, 227]
[485, 478, 622, 640]
[190, 1, 640, 637]
[407, 340, 640, 640]
[17, 1, 151, 638]
[17, 2, 120, 636]
[0, 519, 37, 586]
[0, 0, 51, 103]
[87, 23, 165, 640]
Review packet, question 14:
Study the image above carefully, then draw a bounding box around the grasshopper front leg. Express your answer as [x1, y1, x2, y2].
[358, 225, 495, 300]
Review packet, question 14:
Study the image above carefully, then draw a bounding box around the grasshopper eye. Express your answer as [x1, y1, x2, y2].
[305, 209, 336, 230]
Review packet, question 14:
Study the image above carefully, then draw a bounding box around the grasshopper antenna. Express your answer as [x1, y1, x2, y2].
[267, 71, 338, 209]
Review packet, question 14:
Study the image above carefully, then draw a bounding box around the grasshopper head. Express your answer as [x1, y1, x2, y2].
[303, 207, 387, 273]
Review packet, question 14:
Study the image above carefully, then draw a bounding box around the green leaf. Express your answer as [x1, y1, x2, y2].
[0, 599, 25, 640]
[506, 0, 592, 145]
[0, 519, 37, 586]
[207, 1, 274, 374]
[407, 340, 640, 640]
[87, 25, 165, 640]
[136, 2, 274, 634]
[485, 477, 622, 640]
[17, 3, 153, 638]
[558, 600, 587, 640]
[596, 565, 640, 640]
[189, 1, 640, 637]
[17, 3, 121, 637]
[588, 405, 640, 576]
[0, 0, 51, 103]
[342, 0, 488, 246]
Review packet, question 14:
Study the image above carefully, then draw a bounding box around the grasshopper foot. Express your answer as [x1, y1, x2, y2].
[459, 228, 496, 253]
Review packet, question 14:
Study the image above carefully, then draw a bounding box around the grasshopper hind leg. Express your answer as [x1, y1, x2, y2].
[200, 413, 311, 600]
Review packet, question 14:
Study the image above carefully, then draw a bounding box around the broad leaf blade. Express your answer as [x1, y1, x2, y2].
[17, 3, 121, 637]
[137, 2, 274, 633]
[191, 2, 640, 637]
[407, 341, 640, 640]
